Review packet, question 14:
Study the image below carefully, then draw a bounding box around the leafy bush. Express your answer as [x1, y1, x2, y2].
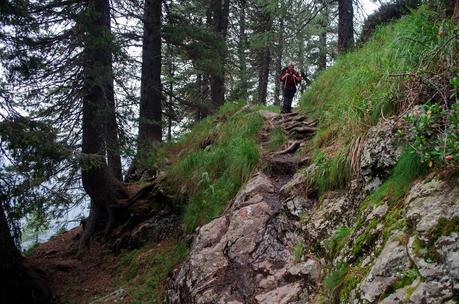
[404, 101, 459, 168]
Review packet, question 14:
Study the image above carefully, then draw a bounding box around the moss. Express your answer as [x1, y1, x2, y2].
[382, 268, 420, 300]
[324, 227, 352, 260]
[339, 266, 370, 302]
[351, 219, 379, 257]
[413, 217, 459, 263]
[382, 208, 407, 242]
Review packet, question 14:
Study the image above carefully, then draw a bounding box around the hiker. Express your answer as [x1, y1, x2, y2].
[279, 63, 302, 113]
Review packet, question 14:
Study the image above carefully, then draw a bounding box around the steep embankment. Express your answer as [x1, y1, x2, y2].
[167, 6, 459, 304]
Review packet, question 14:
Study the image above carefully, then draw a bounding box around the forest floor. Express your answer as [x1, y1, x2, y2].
[26, 227, 123, 303]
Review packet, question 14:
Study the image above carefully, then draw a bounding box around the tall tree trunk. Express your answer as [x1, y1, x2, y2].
[238, 0, 248, 100]
[195, 73, 203, 121]
[80, 0, 128, 248]
[273, 16, 284, 106]
[317, 5, 328, 72]
[209, 0, 230, 109]
[297, 34, 306, 94]
[338, 0, 354, 53]
[255, 3, 272, 105]
[99, 0, 122, 181]
[0, 203, 50, 303]
[453, 0, 459, 22]
[138, 0, 162, 156]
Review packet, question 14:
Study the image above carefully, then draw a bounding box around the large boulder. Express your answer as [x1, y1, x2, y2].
[360, 119, 404, 191]
[167, 172, 321, 303]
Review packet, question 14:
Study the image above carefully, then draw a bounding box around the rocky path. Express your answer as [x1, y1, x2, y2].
[168, 110, 321, 304]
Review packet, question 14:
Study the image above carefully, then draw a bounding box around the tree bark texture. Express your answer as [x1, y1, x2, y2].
[80, 0, 123, 180]
[80, 0, 128, 248]
[237, 0, 248, 100]
[209, 0, 230, 109]
[273, 16, 284, 106]
[0, 203, 50, 303]
[138, 0, 163, 154]
[255, 4, 272, 105]
[338, 0, 354, 53]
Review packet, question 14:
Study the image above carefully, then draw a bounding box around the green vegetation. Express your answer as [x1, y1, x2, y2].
[404, 102, 459, 168]
[117, 241, 189, 303]
[364, 149, 428, 208]
[382, 268, 419, 299]
[157, 103, 265, 233]
[351, 219, 379, 257]
[267, 127, 287, 152]
[300, 7, 441, 147]
[413, 217, 459, 263]
[310, 148, 352, 194]
[324, 227, 352, 260]
[323, 262, 349, 293]
[293, 241, 305, 262]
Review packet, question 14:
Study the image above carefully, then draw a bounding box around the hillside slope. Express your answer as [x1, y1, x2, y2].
[27, 6, 458, 304]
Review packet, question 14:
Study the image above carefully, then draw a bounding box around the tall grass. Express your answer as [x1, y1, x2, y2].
[300, 7, 440, 147]
[159, 102, 265, 233]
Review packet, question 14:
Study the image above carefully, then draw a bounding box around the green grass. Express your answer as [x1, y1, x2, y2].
[324, 262, 349, 292]
[310, 148, 352, 194]
[158, 102, 266, 233]
[300, 6, 440, 147]
[117, 241, 189, 304]
[293, 241, 305, 262]
[324, 227, 352, 260]
[267, 127, 287, 152]
[364, 149, 428, 208]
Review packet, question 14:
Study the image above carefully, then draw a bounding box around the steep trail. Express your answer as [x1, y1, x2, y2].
[168, 110, 321, 304]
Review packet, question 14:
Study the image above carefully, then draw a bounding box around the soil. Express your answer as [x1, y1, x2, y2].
[27, 227, 120, 304]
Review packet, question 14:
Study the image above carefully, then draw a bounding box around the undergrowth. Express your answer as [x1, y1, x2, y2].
[156, 102, 266, 233]
[117, 240, 189, 303]
[363, 148, 428, 208]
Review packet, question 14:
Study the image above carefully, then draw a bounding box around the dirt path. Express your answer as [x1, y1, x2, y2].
[27, 228, 119, 303]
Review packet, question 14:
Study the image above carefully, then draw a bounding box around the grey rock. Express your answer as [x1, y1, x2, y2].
[357, 232, 410, 303]
[405, 179, 459, 241]
[360, 119, 403, 191]
[168, 172, 320, 303]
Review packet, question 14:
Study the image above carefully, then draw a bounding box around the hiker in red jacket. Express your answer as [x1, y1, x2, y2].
[279, 63, 302, 113]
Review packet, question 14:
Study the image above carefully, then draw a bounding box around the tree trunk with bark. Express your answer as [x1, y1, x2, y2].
[237, 0, 248, 100]
[98, 0, 123, 181]
[274, 16, 284, 106]
[453, 0, 459, 22]
[79, 0, 129, 248]
[338, 0, 354, 53]
[0, 203, 50, 303]
[138, 0, 163, 155]
[209, 0, 230, 109]
[255, 3, 272, 105]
